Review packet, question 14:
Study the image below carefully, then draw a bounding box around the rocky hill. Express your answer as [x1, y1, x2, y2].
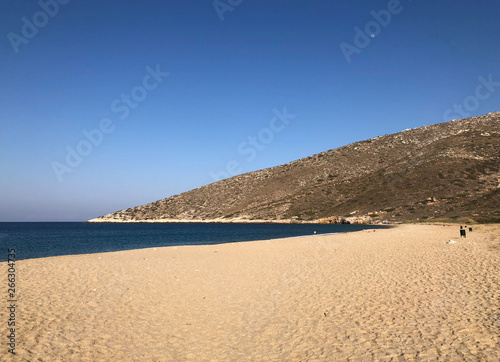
[89, 112, 500, 224]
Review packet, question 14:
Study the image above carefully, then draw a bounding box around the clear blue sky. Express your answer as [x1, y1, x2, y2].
[1, 0, 499, 221]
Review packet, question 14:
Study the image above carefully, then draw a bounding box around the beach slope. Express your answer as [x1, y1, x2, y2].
[1, 224, 499, 360]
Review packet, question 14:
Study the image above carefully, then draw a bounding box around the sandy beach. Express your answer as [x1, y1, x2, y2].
[2, 224, 500, 361]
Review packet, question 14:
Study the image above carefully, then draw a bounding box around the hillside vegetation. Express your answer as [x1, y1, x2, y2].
[90, 112, 500, 224]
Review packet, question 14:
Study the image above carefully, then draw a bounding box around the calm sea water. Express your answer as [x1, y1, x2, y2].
[0, 222, 387, 261]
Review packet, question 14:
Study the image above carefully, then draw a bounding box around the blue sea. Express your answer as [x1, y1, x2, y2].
[0, 222, 387, 261]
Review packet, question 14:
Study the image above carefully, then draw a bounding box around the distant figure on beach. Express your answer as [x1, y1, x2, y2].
[460, 229, 466, 238]
[469, 227, 473, 232]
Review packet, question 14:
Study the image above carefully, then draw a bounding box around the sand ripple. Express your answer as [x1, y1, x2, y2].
[1, 224, 499, 360]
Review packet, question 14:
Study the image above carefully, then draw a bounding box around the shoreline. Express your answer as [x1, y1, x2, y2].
[86, 217, 392, 225]
[2, 223, 390, 262]
[2, 224, 499, 360]
[86, 217, 322, 224]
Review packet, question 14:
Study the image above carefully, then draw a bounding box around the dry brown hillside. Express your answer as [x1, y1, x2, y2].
[90, 112, 500, 224]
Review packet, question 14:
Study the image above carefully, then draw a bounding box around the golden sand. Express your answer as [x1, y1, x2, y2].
[1, 224, 499, 360]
